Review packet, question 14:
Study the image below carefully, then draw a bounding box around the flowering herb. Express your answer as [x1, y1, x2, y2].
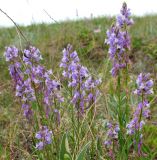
[127, 73, 153, 154]
[35, 126, 52, 150]
[60, 44, 101, 114]
[105, 2, 133, 77]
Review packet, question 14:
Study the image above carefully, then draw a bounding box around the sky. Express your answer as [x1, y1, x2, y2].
[0, 0, 157, 27]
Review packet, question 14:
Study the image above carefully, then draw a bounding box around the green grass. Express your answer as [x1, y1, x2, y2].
[0, 15, 157, 159]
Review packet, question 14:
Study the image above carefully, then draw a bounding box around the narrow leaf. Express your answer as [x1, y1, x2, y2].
[76, 141, 91, 160]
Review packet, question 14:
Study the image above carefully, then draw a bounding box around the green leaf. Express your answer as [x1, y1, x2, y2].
[151, 151, 157, 160]
[142, 144, 151, 154]
[76, 141, 91, 160]
[64, 154, 72, 160]
[59, 133, 72, 160]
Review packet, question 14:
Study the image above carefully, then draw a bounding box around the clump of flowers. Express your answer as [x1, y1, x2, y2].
[116, 2, 134, 27]
[60, 44, 101, 114]
[133, 73, 154, 95]
[35, 126, 52, 150]
[4, 46, 34, 119]
[4, 45, 63, 120]
[23, 46, 42, 65]
[104, 122, 119, 147]
[4, 45, 65, 156]
[4, 46, 19, 61]
[127, 73, 153, 154]
[4, 46, 23, 85]
[105, 2, 133, 76]
[44, 75, 64, 118]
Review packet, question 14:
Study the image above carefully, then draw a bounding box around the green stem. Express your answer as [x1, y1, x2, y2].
[125, 63, 129, 123]
[117, 71, 125, 154]
[118, 72, 122, 127]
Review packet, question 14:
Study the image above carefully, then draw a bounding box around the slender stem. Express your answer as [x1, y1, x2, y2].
[117, 71, 125, 155]
[125, 63, 129, 123]
[137, 93, 144, 155]
[118, 72, 122, 127]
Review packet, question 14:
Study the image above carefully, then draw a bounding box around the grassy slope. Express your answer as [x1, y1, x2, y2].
[0, 15, 157, 158]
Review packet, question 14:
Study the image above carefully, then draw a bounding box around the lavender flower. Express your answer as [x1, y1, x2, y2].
[22, 103, 33, 119]
[43, 71, 64, 117]
[23, 46, 42, 65]
[104, 122, 119, 148]
[60, 44, 101, 114]
[15, 78, 35, 119]
[116, 2, 134, 27]
[35, 126, 52, 150]
[106, 26, 130, 60]
[127, 101, 151, 135]
[127, 74, 153, 135]
[4, 47, 23, 85]
[127, 73, 153, 153]
[85, 76, 101, 102]
[9, 62, 24, 85]
[105, 2, 133, 77]
[4, 46, 34, 119]
[110, 61, 126, 77]
[60, 44, 80, 79]
[5, 44, 64, 122]
[4, 46, 19, 62]
[134, 73, 154, 95]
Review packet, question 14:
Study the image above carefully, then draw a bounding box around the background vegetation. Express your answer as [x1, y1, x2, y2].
[0, 15, 157, 159]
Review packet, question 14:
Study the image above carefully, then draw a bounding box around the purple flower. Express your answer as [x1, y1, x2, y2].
[105, 2, 133, 77]
[127, 73, 154, 150]
[104, 122, 119, 148]
[116, 2, 134, 27]
[9, 62, 24, 84]
[43, 74, 64, 118]
[23, 46, 42, 65]
[35, 126, 52, 150]
[127, 101, 150, 135]
[4, 46, 19, 62]
[60, 44, 101, 114]
[134, 73, 153, 95]
[60, 44, 80, 80]
[105, 26, 130, 76]
[36, 141, 44, 150]
[110, 61, 126, 77]
[106, 26, 130, 60]
[104, 140, 112, 147]
[22, 103, 33, 120]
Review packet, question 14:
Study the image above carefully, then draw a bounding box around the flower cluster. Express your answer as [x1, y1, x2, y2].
[35, 126, 52, 150]
[126, 101, 149, 135]
[60, 44, 101, 114]
[4, 46, 34, 119]
[4, 45, 63, 120]
[116, 2, 134, 27]
[104, 122, 119, 147]
[134, 73, 154, 95]
[4, 47, 23, 84]
[105, 2, 133, 76]
[4, 46, 19, 62]
[44, 74, 64, 118]
[23, 46, 42, 66]
[127, 73, 153, 153]
[17, 78, 35, 119]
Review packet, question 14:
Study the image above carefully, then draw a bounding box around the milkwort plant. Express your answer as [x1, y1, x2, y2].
[104, 2, 133, 158]
[4, 45, 64, 159]
[104, 2, 154, 159]
[60, 44, 101, 158]
[4, 44, 101, 159]
[3, 2, 156, 160]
